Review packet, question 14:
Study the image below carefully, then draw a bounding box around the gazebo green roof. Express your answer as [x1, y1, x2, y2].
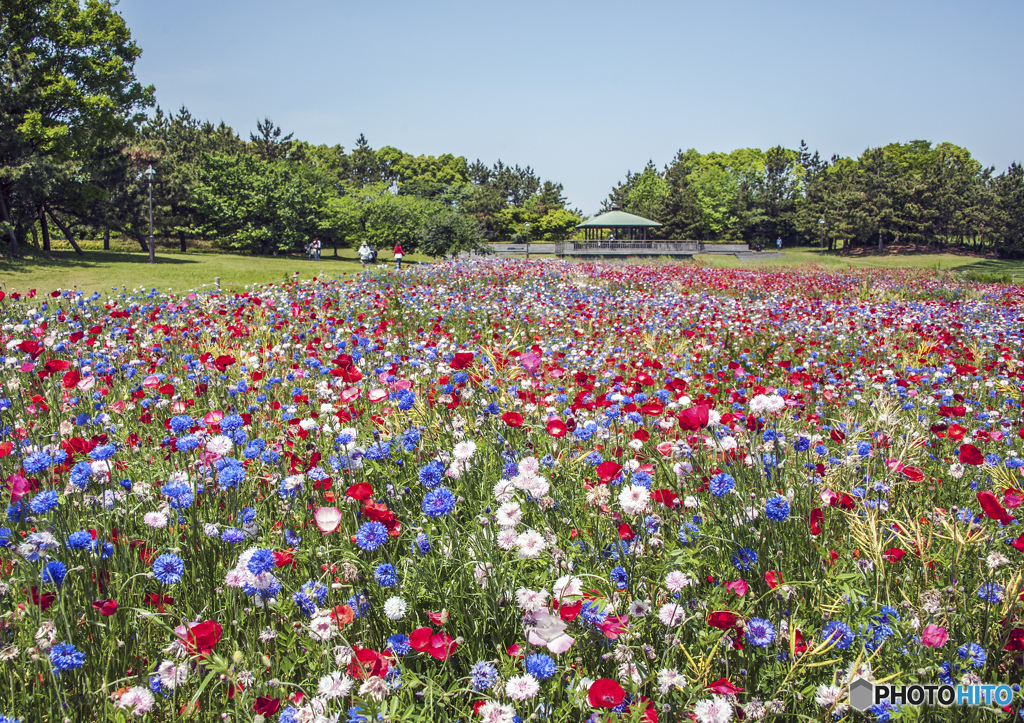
[576, 210, 662, 228]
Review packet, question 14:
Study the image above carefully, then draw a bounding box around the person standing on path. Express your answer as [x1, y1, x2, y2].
[393, 242, 404, 270]
[776, 237, 782, 250]
[310, 238, 321, 261]
[359, 241, 374, 270]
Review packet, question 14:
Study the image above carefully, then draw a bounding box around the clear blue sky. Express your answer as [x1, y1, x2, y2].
[118, 0, 1023, 216]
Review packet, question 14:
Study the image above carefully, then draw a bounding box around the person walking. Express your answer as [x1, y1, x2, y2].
[776, 237, 782, 250]
[310, 237, 321, 262]
[393, 242, 404, 270]
[358, 241, 374, 270]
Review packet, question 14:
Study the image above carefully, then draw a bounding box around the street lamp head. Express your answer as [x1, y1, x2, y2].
[818, 218, 825, 226]
[144, 165, 156, 180]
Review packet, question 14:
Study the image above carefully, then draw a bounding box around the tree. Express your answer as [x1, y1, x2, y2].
[626, 164, 668, 222]
[418, 211, 487, 257]
[249, 118, 294, 161]
[0, 0, 153, 255]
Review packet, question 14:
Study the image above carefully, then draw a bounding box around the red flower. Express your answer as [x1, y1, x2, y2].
[707, 611, 740, 629]
[450, 352, 474, 370]
[978, 491, 1015, 525]
[808, 507, 824, 536]
[588, 678, 626, 708]
[500, 412, 524, 428]
[92, 599, 118, 615]
[883, 548, 906, 563]
[1005, 629, 1024, 651]
[764, 570, 783, 589]
[618, 523, 635, 541]
[253, 697, 280, 716]
[408, 627, 458, 660]
[558, 600, 583, 622]
[595, 460, 623, 484]
[185, 620, 222, 658]
[273, 550, 295, 568]
[348, 647, 392, 679]
[1011, 535, 1024, 554]
[678, 405, 709, 431]
[346, 482, 374, 500]
[545, 419, 567, 437]
[652, 489, 679, 507]
[959, 444, 984, 466]
[29, 587, 56, 610]
[725, 580, 749, 597]
[705, 677, 745, 695]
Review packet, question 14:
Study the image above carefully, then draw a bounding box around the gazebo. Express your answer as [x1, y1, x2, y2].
[576, 210, 661, 242]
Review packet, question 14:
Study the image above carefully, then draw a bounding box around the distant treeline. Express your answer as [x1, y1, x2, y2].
[604, 142, 1024, 255]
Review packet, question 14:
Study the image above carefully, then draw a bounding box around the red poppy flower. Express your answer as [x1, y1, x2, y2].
[959, 444, 984, 466]
[596, 460, 623, 484]
[707, 611, 740, 629]
[92, 599, 118, 615]
[253, 697, 280, 715]
[725, 579, 748, 596]
[808, 507, 824, 535]
[185, 620, 222, 658]
[618, 523, 635, 541]
[348, 646, 392, 679]
[558, 600, 583, 622]
[346, 482, 373, 500]
[883, 548, 906, 563]
[501, 412, 524, 428]
[978, 491, 1015, 525]
[588, 678, 626, 708]
[678, 405, 709, 431]
[1011, 535, 1024, 553]
[705, 677, 745, 695]
[764, 570, 783, 589]
[652, 489, 679, 507]
[545, 419, 567, 437]
[450, 352, 474, 369]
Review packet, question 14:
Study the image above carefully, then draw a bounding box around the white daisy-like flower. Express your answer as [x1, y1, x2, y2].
[452, 441, 477, 461]
[814, 684, 843, 707]
[627, 600, 651, 617]
[693, 695, 734, 723]
[493, 479, 516, 503]
[307, 613, 337, 643]
[358, 675, 390, 701]
[478, 701, 517, 723]
[318, 670, 355, 699]
[552, 575, 583, 601]
[156, 660, 188, 690]
[383, 596, 407, 621]
[515, 529, 547, 559]
[618, 484, 650, 516]
[496, 528, 519, 550]
[987, 551, 1010, 569]
[205, 434, 233, 456]
[665, 571, 694, 592]
[495, 501, 522, 528]
[515, 587, 549, 613]
[518, 456, 541, 475]
[657, 667, 686, 694]
[505, 673, 540, 701]
[658, 602, 685, 628]
[143, 512, 168, 529]
[116, 686, 155, 716]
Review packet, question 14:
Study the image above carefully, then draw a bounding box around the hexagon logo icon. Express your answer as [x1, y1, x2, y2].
[849, 677, 874, 712]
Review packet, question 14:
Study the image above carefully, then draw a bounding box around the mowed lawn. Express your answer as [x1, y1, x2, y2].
[0, 244, 433, 295]
[3, 242, 1023, 295]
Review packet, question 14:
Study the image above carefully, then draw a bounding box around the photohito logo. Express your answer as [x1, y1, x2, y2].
[849, 677, 1014, 711]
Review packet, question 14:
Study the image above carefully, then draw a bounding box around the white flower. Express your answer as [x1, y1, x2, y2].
[505, 673, 540, 701]
[156, 660, 188, 690]
[987, 551, 1010, 569]
[143, 512, 168, 529]
[665, 570, 694, 592]
[307, 612, 337, 643]
[205, 434, 233, 456]
[493, 479, 516, 503]
[627, 600, 651, 617]
[496, 501, 522, 528]
[318, 670, 355, 699]
[693, 695, 734, 723]
[552, 575, 583, 601]
[657, 668, 686, 694]
[526, 610, 575, 654]
[496, 528, 519, 550]
[116, 686, 155, 716]
[658, 602, 685, 627]
[383, 596, 407, 621]
[749, 394, 785, 415]
[515, 529, 547, 559]
[452, 441, 477, 461]
[515, 587, 549, 613]
[815, 684, 843, 707]
[358, 675, 390, 701]
[478, 701, 517, 723]
[618, 484, 650, 516]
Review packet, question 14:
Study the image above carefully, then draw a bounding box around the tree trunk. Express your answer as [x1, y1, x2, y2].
[878, 228, 883, 253]
[333, 237, 338, 257]
[132, 228, 148, 253]
[179, 230, 186, 252]
[31, 223, 40, 249]
[104, 228, 110, 250]
[0, 186, 19, 256]
[39, 207, 51, 251]
[46, 208, 85, 256]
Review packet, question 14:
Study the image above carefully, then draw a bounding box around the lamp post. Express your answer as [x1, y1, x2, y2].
[818, 217, 825, 255]
[144, 164, 156, 264]
[524, 222, 530, 260]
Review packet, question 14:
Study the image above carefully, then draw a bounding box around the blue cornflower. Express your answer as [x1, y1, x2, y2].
[868, 701, 896, 723]
[221, 528, 246, 544]
[375, 563, 398, 588]
[678, 522, 700, 545]
[218, 463, 245, 489]
[856, 441, 872, 457]
[709, 473, 735, 498]
[49, 642, 86, 672]
[169, 414, 195, 434]
[579, 600, 607, 627]
[176, 434, 202, 452]
[363, 441, 391, 461]
[152, 553, 185, 585]
[422, 487, 456, 518]
[418, 460, 445, 489]
[355, 521, 389, 552]
[247, 549, 276, 575]
[731, 547, 758, 571]
[525, 653, 556, 680]
[69, 461, 93, 489]
[243, 439, 266, 460]
[66, 530, 93, 550]
[746, 618, 776, 647]
[239, 507, 257, 524]
[387, 634, 412, 655]
[977, 583, 1003, 603]
[400, 427, 420, 452]
[958, 642, 987, 669]
[29, 491, 59, 514]
[89, 444, 116, 461]
[764, 496, 790, 522]
[631, 471, 652, 488]
[469, 661, 498, 691]
[610, 566, 628, 590]
[284, 529, 301, 546]
[220, 414, 244, 431]
[42, 560, 67, 586]
[820, 621, 855, 650]
[413, 533, 430, 555]
[794, 436, 811, 452]
[23, 452, 52, 474]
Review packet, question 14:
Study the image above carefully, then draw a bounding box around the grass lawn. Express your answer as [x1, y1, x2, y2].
[0, 244, 433, 295]
[694, 246, 1024, 278]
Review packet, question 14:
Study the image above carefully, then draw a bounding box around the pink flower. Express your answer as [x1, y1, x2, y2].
[314, 506, 343, 534]
[921, 624, 948, 648]
[526, 611, 575, 654]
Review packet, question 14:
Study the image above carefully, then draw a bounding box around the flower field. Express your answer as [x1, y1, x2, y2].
[2, 259, 1024, 723]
